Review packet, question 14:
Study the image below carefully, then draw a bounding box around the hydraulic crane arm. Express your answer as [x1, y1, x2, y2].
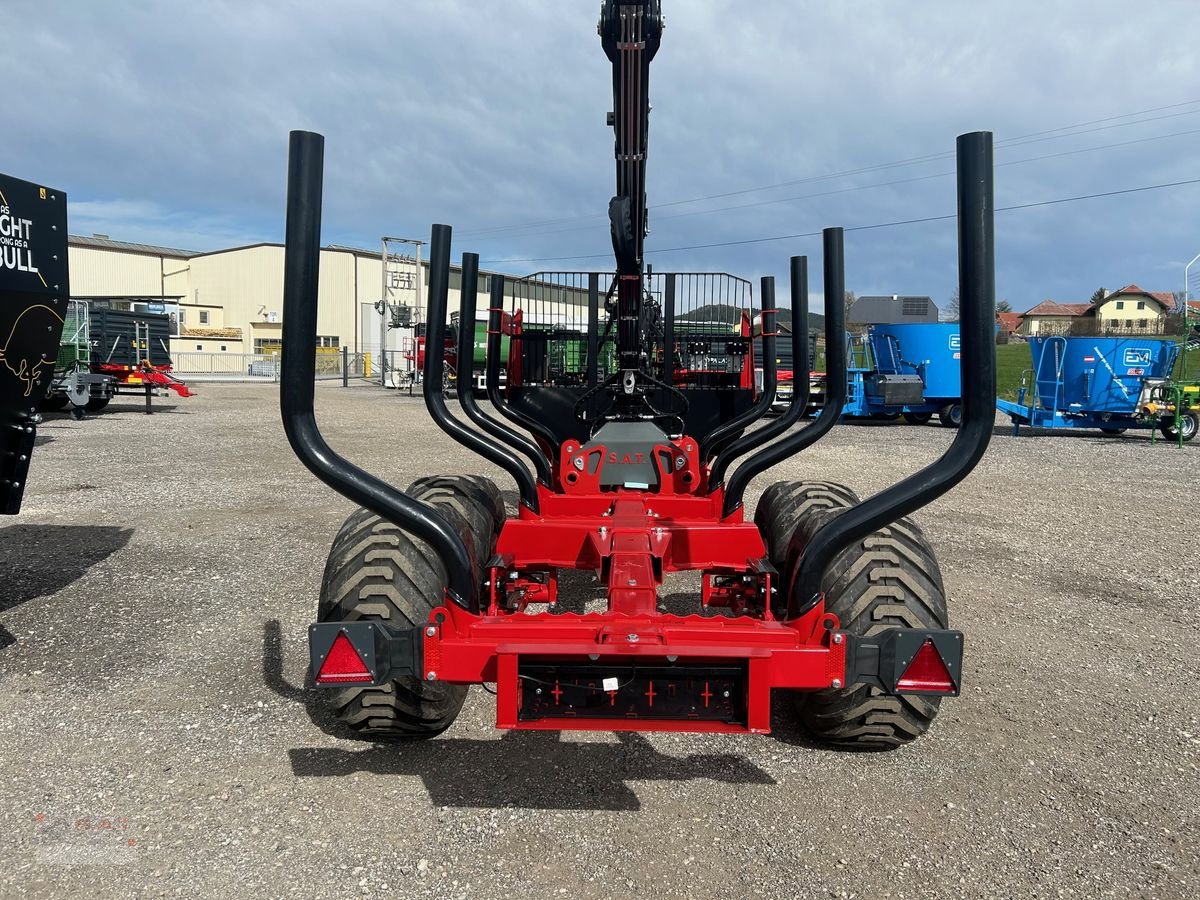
[600, 0, 663, 277]
[598, 0, 666, 406]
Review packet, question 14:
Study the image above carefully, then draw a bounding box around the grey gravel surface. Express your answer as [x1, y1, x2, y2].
[1, 382, 1197, 899]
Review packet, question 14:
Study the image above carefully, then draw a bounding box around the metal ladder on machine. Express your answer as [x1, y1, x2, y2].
[1012, 335, 1066, 433]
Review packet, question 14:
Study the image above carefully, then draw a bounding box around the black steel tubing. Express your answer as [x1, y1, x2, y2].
[279, 131, 477, 611]
[700, 276, 779, 461]
[455, 254, 553, 486]
[722, 234, 847, 517]
[586, 273, 600, 388]
[788, 132, 996, 617]
[711, 257, 810, 489]
[662, 273, 676, 385]
[423, 227, 540, 513]
[485, 276, 561, 451]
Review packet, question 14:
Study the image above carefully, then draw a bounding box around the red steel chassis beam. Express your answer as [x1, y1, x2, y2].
[417, 484, 847, 733]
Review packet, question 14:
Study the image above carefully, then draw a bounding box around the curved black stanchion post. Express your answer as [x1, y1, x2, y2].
[485, 276, 561, 451]
[788, 131, 996, 617]
[279, 131, 478, 612]
[700, 276, 778, 462]
[711, 257, 810, 489]
[722, 233, 848, 517]
[456, 254, 553, 486]
[423, 228, 541, 513]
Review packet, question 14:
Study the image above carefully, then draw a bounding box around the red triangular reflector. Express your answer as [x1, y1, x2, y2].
[896, 639, 956, 693]
[316, 632, 373, 684]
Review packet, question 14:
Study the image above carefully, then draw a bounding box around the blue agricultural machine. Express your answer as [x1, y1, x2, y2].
[843, 323, 964, 427]
[997, 335, 1198, 443]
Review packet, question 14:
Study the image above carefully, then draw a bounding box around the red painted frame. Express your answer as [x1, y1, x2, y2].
[421, 480, 848, 733]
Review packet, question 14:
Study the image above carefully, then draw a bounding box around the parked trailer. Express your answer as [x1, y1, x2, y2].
[284, 0, 997, 748]
[996, 335, 1197, 442]
[0, 171, 68, 513]
[89, 306, 193, 406]
[40, 299, 116, 416]
[805, 323, 964, 425]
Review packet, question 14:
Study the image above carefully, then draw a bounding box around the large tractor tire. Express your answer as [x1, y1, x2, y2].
[756, 480, 950, 751]
[315, 475, 504, 740]
[902, 411, 933, 426]
[755, 481, 861, 577]
[85, 397, 110, 412]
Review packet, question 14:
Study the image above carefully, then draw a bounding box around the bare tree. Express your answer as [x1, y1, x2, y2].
[943, 289, 960, 322]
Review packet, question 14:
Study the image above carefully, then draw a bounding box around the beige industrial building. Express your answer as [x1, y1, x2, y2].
[69, 235, 447, 358]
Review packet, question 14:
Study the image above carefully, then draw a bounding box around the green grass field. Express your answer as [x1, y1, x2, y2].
[996, 343, 1031, 400]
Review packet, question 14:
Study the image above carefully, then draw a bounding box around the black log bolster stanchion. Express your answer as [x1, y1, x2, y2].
[455, 254, 553, 486]
[710, 258, 810, 490]
[722, 233, 848, 518]
[279, 131, 479, 612]
[701, 276, 778, 463]
[485, 276, 561, 451]
[787, 131, 996, 618]
[422, 226, 541, 513]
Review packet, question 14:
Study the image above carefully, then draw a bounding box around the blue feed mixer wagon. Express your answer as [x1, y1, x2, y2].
[845, 323, 964, 426]
[997, 335, 1188, 437]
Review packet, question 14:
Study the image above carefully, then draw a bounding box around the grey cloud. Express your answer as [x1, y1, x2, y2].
[4, 0, 1197, 311]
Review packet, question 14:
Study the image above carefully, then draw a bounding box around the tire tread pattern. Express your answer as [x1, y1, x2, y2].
[315, 475, 504, 740]
[756, 480, 949, 751]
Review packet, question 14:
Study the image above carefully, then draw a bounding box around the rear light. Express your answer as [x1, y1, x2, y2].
[896, 639, 957, 693]
[316, 631, 374, 684]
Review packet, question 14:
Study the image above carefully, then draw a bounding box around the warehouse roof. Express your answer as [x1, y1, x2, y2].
[69, 234, 198, 258]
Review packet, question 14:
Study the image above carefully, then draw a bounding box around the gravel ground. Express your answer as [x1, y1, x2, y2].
[1, 382, 1197, 899]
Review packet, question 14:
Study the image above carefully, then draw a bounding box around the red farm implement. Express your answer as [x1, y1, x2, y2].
[283, 1, 995, 748]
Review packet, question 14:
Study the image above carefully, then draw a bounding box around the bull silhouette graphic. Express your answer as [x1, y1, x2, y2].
[0, 304, 63, 397]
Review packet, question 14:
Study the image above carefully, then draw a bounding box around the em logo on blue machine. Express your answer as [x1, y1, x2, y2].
[949, 334, 961, 350]
[1123, 348, 1152, 367]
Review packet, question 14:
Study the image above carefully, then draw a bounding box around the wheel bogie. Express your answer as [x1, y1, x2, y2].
[757, 480, 950, 750]
[315, 475, 503, 740]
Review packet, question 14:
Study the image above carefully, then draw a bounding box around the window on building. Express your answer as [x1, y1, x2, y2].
[254, 336, 340, 353]
[221, 345, 228, 352]
[195, 344, 202, 351]
[179, 309, 187, 326]
[1137, 301, 1146, 310]
[1115, 301, 1124, 310]
[199, 310, 210, 325]
[1138, 319, 1147, 329]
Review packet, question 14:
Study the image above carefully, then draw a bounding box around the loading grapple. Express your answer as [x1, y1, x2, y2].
[284, 1, 995, 747]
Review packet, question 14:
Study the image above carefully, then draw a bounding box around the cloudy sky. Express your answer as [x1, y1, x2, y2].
[5, 0, 1198, 313]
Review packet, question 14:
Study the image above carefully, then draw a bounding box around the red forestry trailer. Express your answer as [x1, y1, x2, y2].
[284, 1, 995, 748]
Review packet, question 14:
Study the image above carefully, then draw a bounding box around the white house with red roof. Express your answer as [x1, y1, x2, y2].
[1018, 300, 1094, 336]
[1092, 284, 1176, 334]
